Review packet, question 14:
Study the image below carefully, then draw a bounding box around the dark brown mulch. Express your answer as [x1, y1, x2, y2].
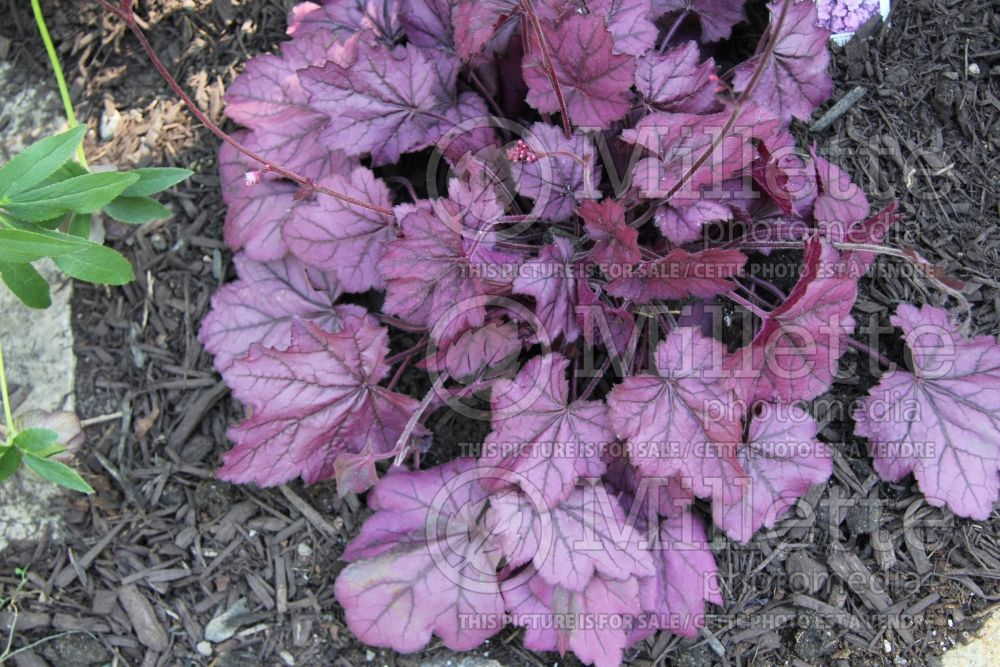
[0, 1, 998, 666]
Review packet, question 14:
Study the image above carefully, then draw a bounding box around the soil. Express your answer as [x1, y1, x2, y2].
[1, 1, 999, 666]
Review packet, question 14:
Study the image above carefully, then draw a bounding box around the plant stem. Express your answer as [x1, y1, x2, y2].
[519, 0, 573, 137]
[726, 290, 769, 321]
[94, 0, 394, 219]
[846, 337, 893, 369]
[32, 0, 87, 167]
[0, 342, 15, 437]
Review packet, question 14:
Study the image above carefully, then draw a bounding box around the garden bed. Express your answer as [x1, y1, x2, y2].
[1, 1, 999, 666]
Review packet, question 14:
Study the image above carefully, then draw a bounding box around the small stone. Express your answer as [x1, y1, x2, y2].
[968, 63, 980, 76]
[279, 650, 295, 666]
[196, 641, 213, 657]
[297, 542, 313, 559]
[99, 100, 122, 141]
[205, 598, 251, 643]
[366, 650, 376, 661]
[884, 639, 893, 653]
[150, 233, 168, 252]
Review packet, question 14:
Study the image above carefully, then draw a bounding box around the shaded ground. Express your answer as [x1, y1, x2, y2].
[0, 1, 998, 666]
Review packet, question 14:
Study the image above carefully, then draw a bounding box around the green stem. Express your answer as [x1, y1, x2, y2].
[31, 0, 88, 167]
[0, 342, 15, 437]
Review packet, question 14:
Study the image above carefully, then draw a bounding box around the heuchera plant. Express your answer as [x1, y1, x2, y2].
[95, 0, 997, 663]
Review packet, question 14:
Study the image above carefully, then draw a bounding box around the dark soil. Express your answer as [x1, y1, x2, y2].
[1, 1, 998, 666]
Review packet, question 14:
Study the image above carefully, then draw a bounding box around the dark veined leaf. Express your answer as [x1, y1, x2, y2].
[0, 126, 86, 197]
[103, 196, 173, 224]
[22, 453, 94, 494]
[120, 167, 193, 197]
[2, 172, 140, 222]
[0, 261, 51, 308]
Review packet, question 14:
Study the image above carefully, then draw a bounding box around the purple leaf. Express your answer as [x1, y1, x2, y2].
[219, 310, 423, 486]
[335, 459, 507, 651]
[623, 103, 780, 202]
[282, 164, 394, 292]
[732, 0, 833, 121]
[400, 0, 455, 49]
[300, 42, 462, 165]
[481, 353, 611, 507]
[490, 483, 655, 591]
[751, 130, 817, 217]
[502, 568, 643, 667]
[580, 199, 641, 266]
[513, 238, 582, 343]
[577, 279, 637, 360]
[653, 0, 748, 42]
[635, 42, 719, 113]
[510, 122, 601, 222]
[522, 14, 636, 129]
[729, 238, 858, 404]
[420, 321, 522, 381]
[608, 328, 747, 506]
[855, 304, 1000, 520]
[453, 0, 520, 60]
[655, 199, 732, 245]
[633, 511, 722, 639]
[593, 0, 660, 56]
[218, 129, 351, 261]
[714, 404, 832, 542]
[840, 201, 901, 275]
[198, 253, 343, 373]
[605, 248, 747, 303]
[378, 180, 517, 340]
[811, 145, 870, 240]
[287, 0, 402, 44]
[223, 33, 329, 132]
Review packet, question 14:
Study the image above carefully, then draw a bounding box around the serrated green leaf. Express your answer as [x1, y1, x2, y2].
[54, 242, 134, 285]
[0, 126, 87, 197]
[0, 228, 85, 263]
[13, 428, 63, 458]
[121, 167, 193, 197]
[103, 196, 172, 224]
[3, 172, 140, 222]
[0, 261, 51, 309]
[0, 447, 21, 483]
[23, 453, 94, 493]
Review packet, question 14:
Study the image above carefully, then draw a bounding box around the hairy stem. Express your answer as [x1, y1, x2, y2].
[94, 0, 394, 219]
[520, 0, 573, 137]
[32, 0, 87, 166]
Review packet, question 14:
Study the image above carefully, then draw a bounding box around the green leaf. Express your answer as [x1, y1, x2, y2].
[103, 196, 172, 224]
[3, 172, 140, 222]
[54, 242, 134, 285]
[13, 428, 63, 458]
[0, 126, 87, 197]
[121, 168, 193, 197]
[23, 454, 94, 494]
[0, 447, 21, 483]
[0, 228, 85, 263]
[0, 261, 51, 308]
[67, 213, 92, 239]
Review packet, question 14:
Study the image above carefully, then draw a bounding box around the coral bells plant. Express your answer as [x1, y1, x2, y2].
[94, 0, 1000, 663]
